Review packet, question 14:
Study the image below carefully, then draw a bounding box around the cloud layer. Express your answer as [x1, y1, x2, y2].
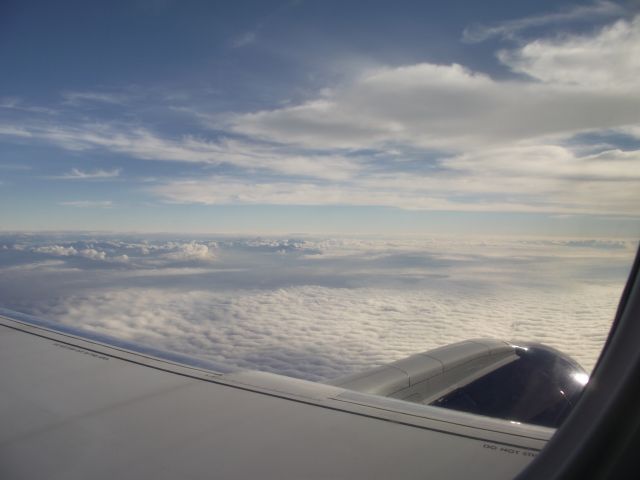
[1, 234, 635, 379]
[230, 17, 640, 151]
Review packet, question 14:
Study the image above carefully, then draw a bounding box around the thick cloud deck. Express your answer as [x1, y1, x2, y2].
[0, 234, 635, 379]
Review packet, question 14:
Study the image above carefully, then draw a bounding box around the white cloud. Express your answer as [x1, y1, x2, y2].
[618, 125, 640, 139]
[462, 1, 625, 43]
[0, 123, 359, 181]
[33, 245, 78, 256]
[499, 16, 640, 89]
[153, 176, 541, 212]
[0, 125, 33, 138]
[22, 239, 222, 267]
[0, 260, 75, 272]
[33, 282, 620, 379]
[0, 96, 57, 115]
[229, 58, 640, 152]
[30, 243, 128, 263]
[152, 142, 640, 215]
[56, 168, 122, 180]
[4, 234, 634, 379]
[77, 248, 107, 261]
[228, 17, 640, 154]
[161, 242, 216, 262]
[447, 146, 640, 180]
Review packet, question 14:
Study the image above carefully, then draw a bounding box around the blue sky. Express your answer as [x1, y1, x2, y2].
[1, 0, 639, 235]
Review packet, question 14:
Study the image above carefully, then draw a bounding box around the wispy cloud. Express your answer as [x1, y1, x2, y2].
[228, 0, 302, 48]
[55, 168, 122, 180]
[151, 143, 640, 215]
[0, 97, 57, 115]
[0, 123, 360, 180]
[462, 0, 625, 43]
[61, 91, 131, 105]
[0, 125, 33, 138]
[59, 200, 114, 208]
[231, 31, 257, 48]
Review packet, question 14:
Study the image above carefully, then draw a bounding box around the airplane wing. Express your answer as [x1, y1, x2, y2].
[0, 309, 557, 479]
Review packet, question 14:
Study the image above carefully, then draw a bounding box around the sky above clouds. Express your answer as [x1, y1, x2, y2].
[0, 0, 639, 235]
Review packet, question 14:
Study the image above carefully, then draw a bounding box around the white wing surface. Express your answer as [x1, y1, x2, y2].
[0, 311, 551, 479]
